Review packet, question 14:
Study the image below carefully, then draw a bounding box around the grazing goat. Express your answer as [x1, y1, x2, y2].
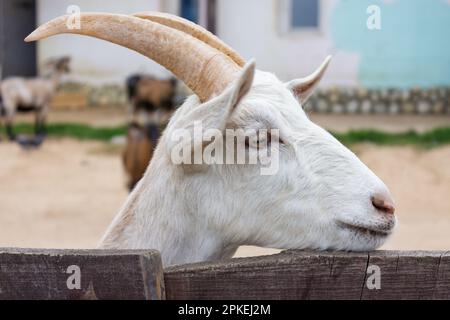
[123, 75, 177, 191]
[126, 74, 177, 113]
[27, 12, 397, 266]
[0, 57, 70, 140]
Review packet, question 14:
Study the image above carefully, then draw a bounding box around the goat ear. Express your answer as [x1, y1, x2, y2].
[226, 58, 255, 111]
[166, 60, 255, 171]
[203, 58, 255, 129]
[286, 56, 331, 105]
[170, 59, 256, 132]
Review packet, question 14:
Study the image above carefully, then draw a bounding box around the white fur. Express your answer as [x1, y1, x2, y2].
[99, 67, 396, 266]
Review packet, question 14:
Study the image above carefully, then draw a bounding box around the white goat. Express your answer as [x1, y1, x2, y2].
[0, 57, 70, 140]
[27, 12, 397, 266]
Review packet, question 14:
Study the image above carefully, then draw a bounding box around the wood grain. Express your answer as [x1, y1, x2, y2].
[1, 249, 448, 300]
[0, 248, 164, 300]
[164, 250, 450, 300]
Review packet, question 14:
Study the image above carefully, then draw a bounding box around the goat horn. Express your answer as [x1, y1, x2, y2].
[287, 55, 332, 103]
[133, 11, 246, 67]
[25, 13, 241, 102]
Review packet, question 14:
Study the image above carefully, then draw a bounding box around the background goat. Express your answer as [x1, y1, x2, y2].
[28, 12, 397, 266]
[0, 56, 70, 141]
[123, 75, 177, 191]
[126, 75, 177, 113]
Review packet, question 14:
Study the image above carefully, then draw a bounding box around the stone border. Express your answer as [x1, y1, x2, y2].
[306, 87, 450, 115]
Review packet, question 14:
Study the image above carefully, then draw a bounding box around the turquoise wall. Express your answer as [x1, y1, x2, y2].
[331, 0, 450, 89]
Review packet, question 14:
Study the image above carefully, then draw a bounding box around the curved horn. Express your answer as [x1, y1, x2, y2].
[25, 13, 241, 102]
[133, 11, 246, 67]
[287, 56, 332, 104]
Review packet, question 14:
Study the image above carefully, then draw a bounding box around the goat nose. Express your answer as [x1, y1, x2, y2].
[371, 194, 395, 215]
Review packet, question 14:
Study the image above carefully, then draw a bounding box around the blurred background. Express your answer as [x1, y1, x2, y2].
[0, 0, 449, 257]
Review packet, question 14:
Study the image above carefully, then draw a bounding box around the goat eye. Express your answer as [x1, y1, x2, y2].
[245, 132, 272, 149]
[244, 136, 260, 149]
[266, 132, 272, 145]
[245, 137, 250, 148]
[244, 136, 255, 148]
[267, 131, 285, 145]
[244, 131, 284, 149]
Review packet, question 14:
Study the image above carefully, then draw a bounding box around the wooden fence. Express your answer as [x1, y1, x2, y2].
[0, 248, 449, 299]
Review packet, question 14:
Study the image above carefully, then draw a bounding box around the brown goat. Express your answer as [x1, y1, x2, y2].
[127, 75, 177, 113]
[123, 124, 155, 191]
[123, 76, 177, 191]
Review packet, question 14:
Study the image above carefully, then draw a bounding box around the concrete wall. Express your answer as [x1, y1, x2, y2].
[217, 0, 450, 89]
[36, 0, 450, 89]
[331, 0, 450, 89]
[37, 0, 347, 86]
[216, 0, 357, 87]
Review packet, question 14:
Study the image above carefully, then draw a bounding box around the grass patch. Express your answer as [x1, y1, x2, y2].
[333, 127, 450, 148]
[2, 123, 450, 148]
[0, 123, 127, 142]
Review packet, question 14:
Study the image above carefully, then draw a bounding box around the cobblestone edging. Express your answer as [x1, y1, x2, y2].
[51, 83, 127, 109]
[306, 87, 450, 115]
[53, 82, 189, 109]
[53, 83, 450, 114]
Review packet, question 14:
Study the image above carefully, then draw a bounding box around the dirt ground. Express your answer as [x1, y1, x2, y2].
[1, 110, 450, 257]
[0, 138, 449, 257]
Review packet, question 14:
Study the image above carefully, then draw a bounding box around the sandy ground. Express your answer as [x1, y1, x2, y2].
[0, 139, 127, 249]
[2, 110, 450, 257]
[0, 137, 449, 257]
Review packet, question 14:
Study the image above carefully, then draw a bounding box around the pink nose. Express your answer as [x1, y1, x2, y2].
[371, 195, 395, 215]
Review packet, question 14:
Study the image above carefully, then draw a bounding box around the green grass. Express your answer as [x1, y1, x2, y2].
[2, 122, 450, 148]
[0, 123, 127, 142]
[333, 127, 450, 148]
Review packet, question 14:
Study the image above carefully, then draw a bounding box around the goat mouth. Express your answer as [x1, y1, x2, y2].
[337, 221, 392, 238]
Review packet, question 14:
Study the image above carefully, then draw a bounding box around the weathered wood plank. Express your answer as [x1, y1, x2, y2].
[164, 250, 450, 300]
[1, 249, 448, 300]
[361, 251, 444, 300]
[433, 251, 450, 299]
[0, 248, 165, 300]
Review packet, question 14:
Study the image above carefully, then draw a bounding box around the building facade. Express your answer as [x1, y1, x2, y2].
[2, 0, 450, 91]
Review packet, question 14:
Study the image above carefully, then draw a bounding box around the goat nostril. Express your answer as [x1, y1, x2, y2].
[371, 196, 395, 215]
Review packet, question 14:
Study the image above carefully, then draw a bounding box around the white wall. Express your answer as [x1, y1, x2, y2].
[37, 0, 360, 87]
[37, 0, 175, 85]
[216, 0, 359, 87]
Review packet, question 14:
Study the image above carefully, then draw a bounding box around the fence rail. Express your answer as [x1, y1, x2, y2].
[0, 248, 449, 300]
[165, 250, 450, 300]
[0, 248, 164, 300]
